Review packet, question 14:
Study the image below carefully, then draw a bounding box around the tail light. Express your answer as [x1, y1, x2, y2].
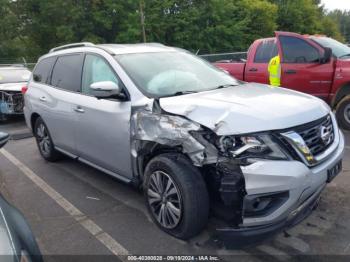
[21, 86, 28, 94]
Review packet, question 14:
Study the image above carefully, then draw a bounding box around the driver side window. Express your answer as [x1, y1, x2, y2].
[280, 36, 320, 63]
[82, 54, 120, 95]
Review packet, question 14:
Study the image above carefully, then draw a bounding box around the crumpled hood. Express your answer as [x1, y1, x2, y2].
[159, 83, 330, 135]
[0, 83, 24, 92]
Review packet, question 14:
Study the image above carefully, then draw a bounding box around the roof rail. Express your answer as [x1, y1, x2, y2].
[49, 42, 95, 53]
[144, 42, 165, 47]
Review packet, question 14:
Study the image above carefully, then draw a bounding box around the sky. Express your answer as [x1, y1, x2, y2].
[322, 0, 350, 11]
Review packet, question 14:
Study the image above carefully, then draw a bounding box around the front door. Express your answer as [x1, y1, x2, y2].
[74, 54, 133, 179]
[277, 33, 334, 100]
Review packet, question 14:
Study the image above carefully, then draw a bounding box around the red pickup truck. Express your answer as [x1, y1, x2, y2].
[214, 31, 350, 130]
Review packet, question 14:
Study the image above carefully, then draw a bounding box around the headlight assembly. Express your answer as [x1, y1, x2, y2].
[217, 134, 289, 161]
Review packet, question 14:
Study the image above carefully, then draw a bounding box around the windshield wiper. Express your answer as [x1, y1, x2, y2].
[340, 53, 350, 58]
[162, 90, 199, 98]
[211, 84, 239, 90]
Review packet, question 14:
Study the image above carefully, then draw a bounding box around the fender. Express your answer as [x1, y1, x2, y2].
[331, 82, 350, 109]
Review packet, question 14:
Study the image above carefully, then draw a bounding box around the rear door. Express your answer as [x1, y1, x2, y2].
[74, 53, 133, 179]
[45, 54, 84, 155]
[245, 39, 278, 84]
[277, 33, 334, 100]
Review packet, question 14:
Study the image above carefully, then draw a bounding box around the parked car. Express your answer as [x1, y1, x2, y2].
[212, 31, 350, 130]
[0, 132, 43, 262]
[24, 42, 344, 240]
[0, 66, 31, 121]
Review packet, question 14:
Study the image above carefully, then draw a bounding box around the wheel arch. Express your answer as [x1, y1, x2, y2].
[133, 141, 193, 184]
[332, 82, 350, 109]
[30, 112, 41, 132]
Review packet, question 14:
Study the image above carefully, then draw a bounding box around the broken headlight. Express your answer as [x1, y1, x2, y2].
[217, 134, 288, 161]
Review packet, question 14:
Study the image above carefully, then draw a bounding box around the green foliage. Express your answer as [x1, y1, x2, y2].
[0, 0, 348, 61]
[327, 10, 350, 43]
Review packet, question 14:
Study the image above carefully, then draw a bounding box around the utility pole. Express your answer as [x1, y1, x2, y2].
[140, 0, 146, 43]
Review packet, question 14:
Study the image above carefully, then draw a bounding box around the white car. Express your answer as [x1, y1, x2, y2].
[24, 42, 344, 240]
[0, 66, 31, 121]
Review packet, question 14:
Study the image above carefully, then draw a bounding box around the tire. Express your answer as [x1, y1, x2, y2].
[34, 117, 62, 161]
[143, 153, 209, 239]
[336, 95, 350, 130]
[0, 113, 8, 122]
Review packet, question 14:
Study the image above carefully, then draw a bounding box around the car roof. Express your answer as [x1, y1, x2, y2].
[0, 66, 29, 70]
[98, 43, 177, 55]
[43, 42, 177, 58]
[38, 42, 180, 62]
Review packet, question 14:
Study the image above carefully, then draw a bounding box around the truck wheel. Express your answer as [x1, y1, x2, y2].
[336, 96, 350, 130]
[143, 153, 209, 239]
[34, 117, 62, 161]
[0, 113, 7, 122]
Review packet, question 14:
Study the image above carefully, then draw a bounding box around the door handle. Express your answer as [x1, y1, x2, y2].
[249, 68, 258, 72]
[285, 69, 297, 74]
[74, 106, 85, 113]
[39, 96, 46, 102]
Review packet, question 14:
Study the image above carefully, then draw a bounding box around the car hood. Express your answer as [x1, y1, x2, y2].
[159, 83, 330, 135]
[0, 83, 25, 92]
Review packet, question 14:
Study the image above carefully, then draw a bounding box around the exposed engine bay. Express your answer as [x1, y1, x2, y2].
[0, 91, 24, 115]
[131, 101, 251, 226]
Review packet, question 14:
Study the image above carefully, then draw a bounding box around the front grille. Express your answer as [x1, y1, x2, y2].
[296, 115, 334, 157]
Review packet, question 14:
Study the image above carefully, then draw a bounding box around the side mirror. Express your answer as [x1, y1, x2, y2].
[89, 81, 123, 99]
[0, 132, 9, 148]
[90, 81, 121, 92]
[321, 47, 332, 64]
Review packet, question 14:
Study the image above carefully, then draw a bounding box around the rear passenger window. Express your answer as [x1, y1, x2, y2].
[254, 40, 278, 63]
[280, 36, 320, 63]
[51, 54, 84, 92]
[33, 57, 56, 84]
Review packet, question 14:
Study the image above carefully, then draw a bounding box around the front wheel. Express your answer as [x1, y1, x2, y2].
[143, 153, 209, 239]
[336, 96, 350, 130]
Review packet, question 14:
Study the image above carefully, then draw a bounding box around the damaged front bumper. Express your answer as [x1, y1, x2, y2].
[215, 130, 344, 243]
[0, 91, 24, 115]
[216, 183, 323, 244]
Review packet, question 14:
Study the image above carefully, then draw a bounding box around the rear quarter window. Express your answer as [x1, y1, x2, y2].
[33, 57, 57, 84]
[254, 40, 278, 63]
[50, 54, 84, 92]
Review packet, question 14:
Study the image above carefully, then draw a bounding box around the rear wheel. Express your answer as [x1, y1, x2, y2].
[143, 153, 209, 239]
[34, 117, 61, 161]
[336, 96, 350, 130]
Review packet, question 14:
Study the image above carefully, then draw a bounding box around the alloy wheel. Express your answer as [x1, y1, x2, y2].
[147, 171, 182, 229]
[36, 123, 51, 155]
[344, 104, 350, 124]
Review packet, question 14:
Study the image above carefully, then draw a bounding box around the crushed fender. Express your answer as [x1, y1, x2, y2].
[131, 109, 218, 166]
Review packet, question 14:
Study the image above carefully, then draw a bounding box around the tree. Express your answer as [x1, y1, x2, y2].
[269, 0, 344, 41]
[327, 10, 350, 43]
[144, 0, 277, 53]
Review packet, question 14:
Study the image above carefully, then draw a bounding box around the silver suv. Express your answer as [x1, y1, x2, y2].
[24, 42, 344, 240]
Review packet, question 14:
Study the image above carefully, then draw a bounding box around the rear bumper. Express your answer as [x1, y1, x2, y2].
[216, 184, 324, 245]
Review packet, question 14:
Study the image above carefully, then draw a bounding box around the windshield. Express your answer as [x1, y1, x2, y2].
[311, 37, 350, 58]
[115, 51, 240, 98]
[0, 68, 31, 84]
